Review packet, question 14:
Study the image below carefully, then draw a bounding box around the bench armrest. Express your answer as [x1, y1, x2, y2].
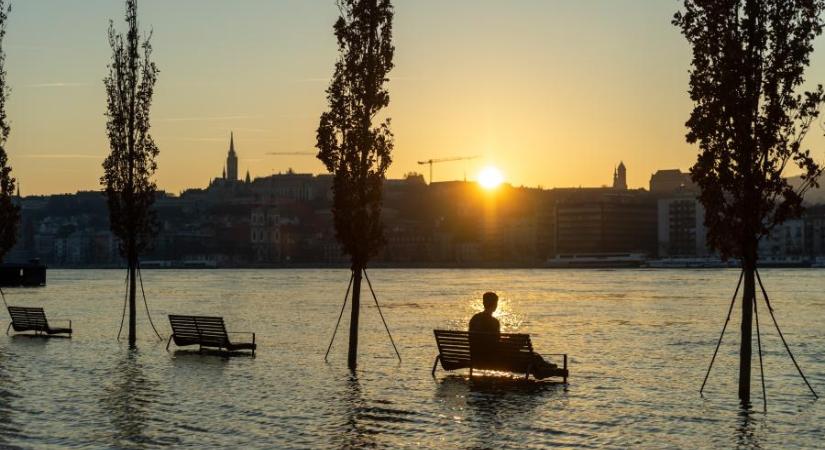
[50, 319, 72, 328]
[539, 353, 568, 370]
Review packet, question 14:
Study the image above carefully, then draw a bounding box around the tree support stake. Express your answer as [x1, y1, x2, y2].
[325, 271, 354, 362]
[754, 288, 767, 412]
[324, 269, 401, 364]
[364, 269, 402, 363]
[700, 269, 744, 395]
[137, 262, 163, 341]
[755, 269, 818, 399]
[116, 268, 129, 341]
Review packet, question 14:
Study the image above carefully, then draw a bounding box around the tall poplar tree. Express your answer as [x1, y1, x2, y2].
[317, 0, 395, 371]
[102, 0, 159, 346]
[0, 0, 18, 266]
[674, 0, 825, 404]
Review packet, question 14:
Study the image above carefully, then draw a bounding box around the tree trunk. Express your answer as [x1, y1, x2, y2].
[348, 268, 362, 371]
[739, 252, 756, 405]
[128, 248, 137, 347]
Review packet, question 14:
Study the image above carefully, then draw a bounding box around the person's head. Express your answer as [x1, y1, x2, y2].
[482, 291, 498, 313]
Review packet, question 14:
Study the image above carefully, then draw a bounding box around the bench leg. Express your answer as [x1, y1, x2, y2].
[564, 354, 568, 384]
[525, 364, 532, 380]
[431, 355, 440, 377]
[469, 367, 473, 378]
[5, 323, 10, 336]
[165, 335, 173, 351]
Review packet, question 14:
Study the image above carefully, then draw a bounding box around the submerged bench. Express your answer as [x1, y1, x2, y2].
[167, 315, 256, 355]
[6, 306, 72, 336]
[432, 329, 568, 382]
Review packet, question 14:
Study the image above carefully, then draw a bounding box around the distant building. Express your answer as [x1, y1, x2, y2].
[613, 162, 627, 190]
[760, 219, 805, 259]
[657, 190, 708, 257]
[554, 190, 657, 256]
[650, 169, 694, 196]
[250, 206, 281, 263]
[38, 163, 825, 266]
[804, 205, 825, 257]
[251, 170, 327, 202]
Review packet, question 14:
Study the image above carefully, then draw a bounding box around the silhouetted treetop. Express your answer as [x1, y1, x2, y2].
[317, 0, 394, 268]
[674, 0, 825, 259]
[0, 0, 18, 263]
[101, 0, 159, 258]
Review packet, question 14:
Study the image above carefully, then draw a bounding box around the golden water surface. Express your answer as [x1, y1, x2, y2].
[0, 269, 822, 449]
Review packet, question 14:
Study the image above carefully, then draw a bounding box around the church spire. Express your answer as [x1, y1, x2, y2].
[226, 132, 238, 181]
[613, 161, 627, 190]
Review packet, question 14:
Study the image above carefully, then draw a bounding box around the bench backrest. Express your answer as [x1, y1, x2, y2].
[169, 315, 228, 347]
[8, 306, 49, 330]
[434, 329, 534, 373]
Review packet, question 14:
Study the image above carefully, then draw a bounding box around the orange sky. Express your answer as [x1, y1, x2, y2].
[5, 1, 825, 195]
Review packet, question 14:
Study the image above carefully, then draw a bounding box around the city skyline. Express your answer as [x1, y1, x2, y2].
[5, 0, 825, 195]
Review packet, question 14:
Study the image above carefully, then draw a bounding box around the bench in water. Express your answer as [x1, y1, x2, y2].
[6, 306, 72, 336]
[167, 315, 256, 355]
[432, 329, 568, 382]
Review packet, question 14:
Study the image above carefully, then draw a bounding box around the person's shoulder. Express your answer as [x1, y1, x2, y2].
[469, 312, 485, 330]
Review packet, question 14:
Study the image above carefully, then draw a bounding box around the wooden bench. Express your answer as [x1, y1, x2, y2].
[6, 306, 72, 336]
[432, 329, 568, 382]
[167, 315, 256, 355]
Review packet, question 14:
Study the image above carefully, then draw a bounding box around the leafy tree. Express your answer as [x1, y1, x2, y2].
[317, 0, 394, 370]
[674, 0, 825, 404]
[0, 1, 17, 265]
[101, 0, 159, 346]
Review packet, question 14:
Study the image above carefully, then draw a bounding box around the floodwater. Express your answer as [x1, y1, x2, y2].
[0, 269, 823, 449]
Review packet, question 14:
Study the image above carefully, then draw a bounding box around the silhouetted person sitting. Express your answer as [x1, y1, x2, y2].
[469, 291, 558, 379]
[469, 292, 502, 334]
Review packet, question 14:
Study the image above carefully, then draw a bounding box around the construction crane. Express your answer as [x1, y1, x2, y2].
[417, 156, 479, 184]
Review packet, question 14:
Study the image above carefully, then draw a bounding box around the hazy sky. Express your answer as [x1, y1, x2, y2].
[5, 0, 825, 195]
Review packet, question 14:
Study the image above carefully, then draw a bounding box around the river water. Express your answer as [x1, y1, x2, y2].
[0, 269, 822, 449]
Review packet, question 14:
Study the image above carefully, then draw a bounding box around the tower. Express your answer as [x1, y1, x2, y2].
[226, 132, 238, 181]
[613, 161, 627, 190]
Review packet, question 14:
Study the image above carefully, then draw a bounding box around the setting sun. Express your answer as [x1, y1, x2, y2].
[478, 166, 504, 190]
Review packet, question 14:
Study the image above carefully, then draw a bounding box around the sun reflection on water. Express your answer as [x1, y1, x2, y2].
[464, 291, 525, 332]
